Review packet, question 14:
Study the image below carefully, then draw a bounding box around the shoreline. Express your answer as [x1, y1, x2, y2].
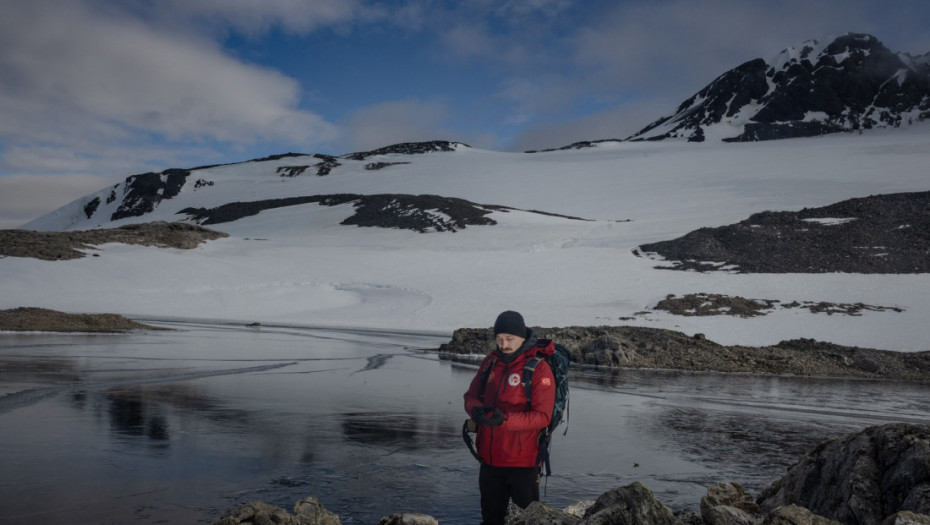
[437, 325, 930, 382]
[5, 307, 930, 383]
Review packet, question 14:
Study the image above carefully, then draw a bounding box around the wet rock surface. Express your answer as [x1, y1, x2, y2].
[0, 307, 161, 332]
[0, 221, 227, 261]
[637, 191, 930, 274]
[211, 423, 930, 525]
[436, 325, 930, 381]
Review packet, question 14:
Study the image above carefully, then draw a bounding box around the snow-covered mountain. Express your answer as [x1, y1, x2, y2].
[8, 126, 930, 353]
[629, 33, 930, 143]
[5, 35, 930, 354]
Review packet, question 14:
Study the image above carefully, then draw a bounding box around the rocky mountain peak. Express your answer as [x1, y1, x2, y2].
[629, 33, 930, 143]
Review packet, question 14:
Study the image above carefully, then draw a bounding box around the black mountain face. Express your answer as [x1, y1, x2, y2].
[630, 33, 930, 142]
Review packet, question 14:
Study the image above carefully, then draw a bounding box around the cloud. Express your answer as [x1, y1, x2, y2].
[0, 0, 339, 173]
[508, 99, 668, 152]
[149, 0, 367, 35]
[569, 0, 925, 100]
[0, 173, 112, 229]
[343, 99, 456, 152]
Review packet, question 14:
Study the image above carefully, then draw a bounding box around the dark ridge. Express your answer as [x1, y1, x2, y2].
[343, 141, 467, 161]
[637, 190, 930, 273]
[178, 194, 592, 232]
[110, 169, 190, 221]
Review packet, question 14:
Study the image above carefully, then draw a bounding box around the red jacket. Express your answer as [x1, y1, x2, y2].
[463, 336, 556, 467]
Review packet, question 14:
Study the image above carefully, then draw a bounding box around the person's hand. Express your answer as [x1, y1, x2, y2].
[486, 408, 506, 426]
[471, 407, 506, 426]
[471, 406, 491, 425]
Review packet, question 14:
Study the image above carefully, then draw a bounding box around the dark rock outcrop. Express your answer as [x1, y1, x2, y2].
[0, 221, 228, 260]
[344, 141, 467, 161]
[758, 423, 930, 524]
[654, 293, 902, 318]
[437, 325, 930, 381]
[637, 191, 930, 274]
[111, 169, 190, 221]
[180, 193, 501, 232]
[179, 192, 589, 231]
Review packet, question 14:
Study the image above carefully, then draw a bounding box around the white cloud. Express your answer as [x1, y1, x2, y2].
[0, 173, 113, 229]
[142, 0, 366, 35]
[0, 0, 339, 171]
[508, 99, 667, 152]
[569, 0, 911, 100]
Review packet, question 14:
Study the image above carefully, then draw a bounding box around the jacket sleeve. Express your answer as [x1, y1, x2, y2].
[500, 360, 555, 431]
[463, 356, 492, 416]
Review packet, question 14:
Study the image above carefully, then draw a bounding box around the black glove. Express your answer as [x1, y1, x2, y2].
[486, 408, 506, 426]
[471, 407, 506, 427]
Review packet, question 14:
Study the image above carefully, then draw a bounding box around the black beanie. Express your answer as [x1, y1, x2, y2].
[493, 310, 526, 338]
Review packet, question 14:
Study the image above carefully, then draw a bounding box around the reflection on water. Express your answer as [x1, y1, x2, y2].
[2, 323, 930, 525]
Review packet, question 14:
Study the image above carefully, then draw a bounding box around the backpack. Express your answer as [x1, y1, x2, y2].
[463, 339, 571, 476]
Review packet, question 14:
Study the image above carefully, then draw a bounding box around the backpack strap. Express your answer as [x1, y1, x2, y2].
[479, 355, 498, 393]
[521, 354, 554, 476]
[521, 356, 542, 400]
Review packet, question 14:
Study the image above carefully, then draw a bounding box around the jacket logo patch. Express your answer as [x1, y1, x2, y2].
[541, 377, 551, 386]
[508, 373, 521, 386]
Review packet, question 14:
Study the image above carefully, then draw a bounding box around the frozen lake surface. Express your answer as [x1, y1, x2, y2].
[2, 321, 929, 524]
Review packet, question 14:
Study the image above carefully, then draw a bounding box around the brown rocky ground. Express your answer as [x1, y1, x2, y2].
[0, 221, 228, 261]
[0, 307, 161, 333]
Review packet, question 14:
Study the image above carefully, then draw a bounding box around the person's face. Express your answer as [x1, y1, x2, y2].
[496, 333, 525, 354]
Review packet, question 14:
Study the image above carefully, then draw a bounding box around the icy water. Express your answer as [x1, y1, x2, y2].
[2, 321, 930, 524]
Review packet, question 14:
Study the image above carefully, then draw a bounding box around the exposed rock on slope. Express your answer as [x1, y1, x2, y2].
[654, 293, 903, 318]
[179, 193, 587, 232]
[636, 191, 930, 274]
[437, 325, 930, 381]
[344, 140, 467, 160]
[0, 221, 227, 260]
[179, 194, 502, 232]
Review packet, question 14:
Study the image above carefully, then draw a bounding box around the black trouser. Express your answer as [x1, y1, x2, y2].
[478, 463, 540, 525]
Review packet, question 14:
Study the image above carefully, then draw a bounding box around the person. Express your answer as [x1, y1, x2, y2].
[463, 310, 556, 525]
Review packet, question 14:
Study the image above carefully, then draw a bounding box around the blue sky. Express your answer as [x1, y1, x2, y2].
[1, 0, 929, 228]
